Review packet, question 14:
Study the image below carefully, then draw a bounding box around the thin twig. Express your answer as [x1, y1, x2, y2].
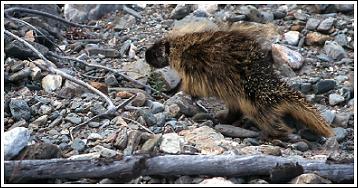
[69, 94, 138, 140]
[122, 117, 154, 134]
[48, 52, 170, 99]
[7, 16, 65, 54]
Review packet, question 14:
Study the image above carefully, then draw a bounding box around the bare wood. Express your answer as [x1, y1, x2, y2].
[5, 155, 353, 183]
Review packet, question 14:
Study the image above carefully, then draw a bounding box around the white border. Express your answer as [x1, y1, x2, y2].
[1, 1, 357, 187]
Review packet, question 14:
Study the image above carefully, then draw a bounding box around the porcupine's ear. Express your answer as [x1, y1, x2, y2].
[145, 40, 170, 68]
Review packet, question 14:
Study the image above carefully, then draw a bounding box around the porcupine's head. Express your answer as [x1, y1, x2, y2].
[145, 39, 170, 68]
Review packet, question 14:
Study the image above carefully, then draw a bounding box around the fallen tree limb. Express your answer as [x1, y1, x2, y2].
[4, 154, 353, 183]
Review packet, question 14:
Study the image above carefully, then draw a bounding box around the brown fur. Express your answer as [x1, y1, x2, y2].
[145, 22, 334, 138]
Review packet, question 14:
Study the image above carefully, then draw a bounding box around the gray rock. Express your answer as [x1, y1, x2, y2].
[41, 74, 63, 93]
[273, 11, 286, 19]
[164, 92, 200, 117]
[104, 74, 119, 86]
[292, 141, 309, 152]
[324, 41, 347, 60]
[333, 112, 351, 128]
[328, 93, 345, 106]
[120, 59, 151, 85]
[9, 98, 31, 121]
[317, 17, 335, 33]
[272, 44, 304, 70]
[85, 47, 120, 58]
[151, 66, 181, 92]
[200, 177, 234, 184]
[131, 92, 147, 107]
[284, 31, 300, 46]
[39, 105, 52, 115]
[4, 127, 31, 160]
[141, 134, 162, 153]
[8, 67, 32, 82]
[92, 145, 117, 158]
[290, 173, 331, 184]
[238, 5, 264, 23]
[333, 127, 347, 142]
[114, 14, 136, 31]
[321, 110, 336, 125]
[154, 113, 167, 127]
[226, 15, 246, 22]
[160, 133, 184, 154]
[71, 138, 86, 152]
[139, 109, 157, 126]
[88, 121, 100, 128]
[260, 12, 274, 23]
[175, 176, 193, 184]
[170, 4, 193, 20]
[29, 115, 48, 128]
[314, 79, 336, 94]
[248, 179, 269, 184]
[300, 83, 312, 94]
[242, 138, 260, 146]
[65, 113, 82, 124]
[147, 100, 165, 114]
[9, 119, 28, 130]
[335, 4, 354, 13]
[215, 124, 259, 138]
[306, 18, 321, 30]
[334, 34, 349, 48]
[87, 133, 103, 140]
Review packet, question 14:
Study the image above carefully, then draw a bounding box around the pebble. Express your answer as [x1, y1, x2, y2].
[139, 109, 157, 126]
[284, 31, 300, 46]
[248, 179, 269, 184]
[159, 133, 184, 154]
[41, 74, 63, 93]
[141, 134, 162, 153]
[239, 145, 282, 156]
[8, 67, 32, 82]
[87, 133, 103, 140]
[215, 124, 259, 138]
[71, 138, 86, 152]
[104, 74, 119, 86]
[92, 145, 117, 158]
[306, 18, 321, 30]
[317, 17, 335, 33]
[334, 33, 349, 47]
[200, 177, 234, 184]
[328, 93, 345, 106]
[333, 127, 347, 142]
[324, 41, 348, 60]
[4, 127, 31, 160]
[305, 32, 331, 46]
[131, 92, 147, 107]
[314, 79, 336, 94]
[272, 44, 304, 70]
[170, 4, 193, 20]
[321, 109, 336, 125]
[290, 173, 331, 184]
[154, 113, 167, 127]
[146, 100, 165, 114]
[292, 141, 309, 152]
[151, 66, 181, 92]
[9, 98, 32, 121]
[175, 176, 193, 184]
[65, 113, 82, 124]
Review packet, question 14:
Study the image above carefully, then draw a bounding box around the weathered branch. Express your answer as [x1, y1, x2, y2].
[4, 154, 353, 183]
[4, 7, 100, 29]
[48, 52, 170, 99]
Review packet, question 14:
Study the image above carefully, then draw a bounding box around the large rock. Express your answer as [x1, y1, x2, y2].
[4, 127, 31, 160]
[324, 41, 348, 60]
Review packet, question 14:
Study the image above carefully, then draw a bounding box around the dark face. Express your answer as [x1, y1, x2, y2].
[145, 40, 170, 68]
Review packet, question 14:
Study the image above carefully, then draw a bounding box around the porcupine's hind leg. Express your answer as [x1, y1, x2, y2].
[215, 108, 244, 124]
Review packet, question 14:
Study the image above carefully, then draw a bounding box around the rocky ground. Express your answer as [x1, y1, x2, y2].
[3, 4, 355, 184]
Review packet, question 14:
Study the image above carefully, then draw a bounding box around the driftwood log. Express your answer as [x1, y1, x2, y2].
[5, 154, 353, 183]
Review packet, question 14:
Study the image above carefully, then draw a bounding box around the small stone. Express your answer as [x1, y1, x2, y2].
[242, 138, 260, 146]
[215, 124, 259, 138]
[88, 121, 100, 128]
[68, 152, 101, 160]
[8, 67, 32, 82]
[9, 98, 31, 121]
[292, 141, 309, 152]
[333, 127, 347, 142]
[272, 44, 304, 70]
[65, 113, 82, 124]
[333, 112, 351, 128]
[41, 74, 63, 93]
[273, 11, 286, 19]
[120, 59, 151, 84]
[317, 17, 335, 33]
[147, 100, 165, 114]
[329, 93, 345, 106]
[104, 74, 119, 86]
[314, 79, 336, 94]
[4, 127, 31, 160]
[114, 14, 136, 31]
[154, 113, 167, 127]
[9, 119, 28, 130]
[87, 133, 103, 140]
[300, 83, 312, 94]
[293, 12, 309, 21]
[335, 34, 348, 47]
[284, 31, 300, 46]
[71, 138, 86, 152]
[192, 113, 213, 123]
[238, 5, 263, 23]
[305, 32, 331, 46]
[260, 12, 274, 23]
[248, 179, 269, 184]
[170, 4, 193, 20]
[85, 47, 120, 58]
[290, 173, 332, 184]
[116, 91, 134, 99]
[200, 177, 234, 184]
[92, 145, 117, 158]
[131, 92, 146, 107]
[139, 109, 157, 126]
[141, 134, 162, 153]
[89, 81, 108, 95]
[239, 145, 282, 156]
[324, 41, 347, 60]
[160, 133, 184, 154]
[306, 18, 321, 30]
[39, 105, 52, 115]
[151, 66, 181, 92]
[164, 92, 200, 117]
[321, 110, 336, 125]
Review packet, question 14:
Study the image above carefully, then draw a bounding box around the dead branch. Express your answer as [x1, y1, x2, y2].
[4, 7, 100, 29]
[48, 52, 170, 99]
[4, 154, 353, 183]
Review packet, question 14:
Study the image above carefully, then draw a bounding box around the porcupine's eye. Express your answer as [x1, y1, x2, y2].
[145, 40, 170, 68]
